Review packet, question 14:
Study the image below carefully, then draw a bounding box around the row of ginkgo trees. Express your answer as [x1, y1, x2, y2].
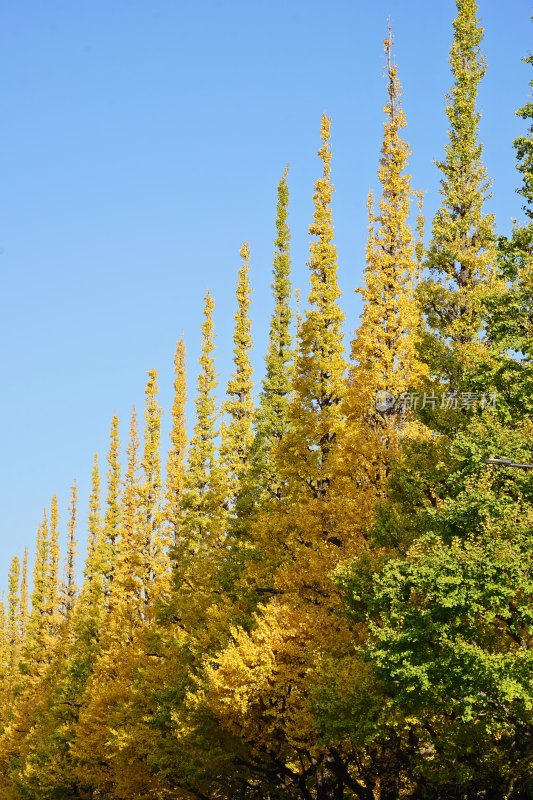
[0, 1, 532, 798]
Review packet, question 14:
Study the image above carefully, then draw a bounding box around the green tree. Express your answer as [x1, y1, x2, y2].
[250, 167, 293, 503]
[365, 517, 533, 797]
[420, 0, 496, 387]
[487, 53, 533, 418]
[515, 51, 533, 216]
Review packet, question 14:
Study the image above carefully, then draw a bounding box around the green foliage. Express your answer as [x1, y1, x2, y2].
[366, 525, 532, 795]
[515, 52, 533, 215]
[420, 0, 496, 388]
[245, 167, 293, 508]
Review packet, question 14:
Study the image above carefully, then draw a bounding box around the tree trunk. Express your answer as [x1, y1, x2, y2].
[316, 770, 343, 800]
[378, 738, 401, 800]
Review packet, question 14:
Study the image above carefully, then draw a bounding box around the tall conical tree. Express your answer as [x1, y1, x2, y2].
[46, 496, 61, 628]
[173, 292, 232, 648]
[294, 286, 302, 355]
[19, 548, 28, 648]
[86, 455, 102, 583]
[351, 29, 426, 430]
[283, 115, 346, 500]
[421, 0, 496, 382]
[515, 52, 533, 216]
[251, 168, 293, 500]
[487, 52, 533, 417]
[257, 115, 349, 594]
[235, 170, 294, 599]
[166, 339, 187, 548]
[221, 243, 254, 507]
[61, 482, 78, 618]
[109, 408, 144, 635]
[25, 512, 49, 659]
[0, 598, 7, 721]
[181, 292, 219, 550]
[0, 598, 6, 680]
[6, 556, 20, 679]
[211, 244, 255, 597]
[140, 369, 170, 601]
[63, 431, 114, 672]
[76, 453, 108, 639]
[103, 415, 121, 590]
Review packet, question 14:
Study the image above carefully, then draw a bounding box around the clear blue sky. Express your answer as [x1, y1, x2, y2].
[0, 0, 530, 588]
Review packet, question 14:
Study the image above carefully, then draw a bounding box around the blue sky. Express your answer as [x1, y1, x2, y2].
[0, 0, 530, 588]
